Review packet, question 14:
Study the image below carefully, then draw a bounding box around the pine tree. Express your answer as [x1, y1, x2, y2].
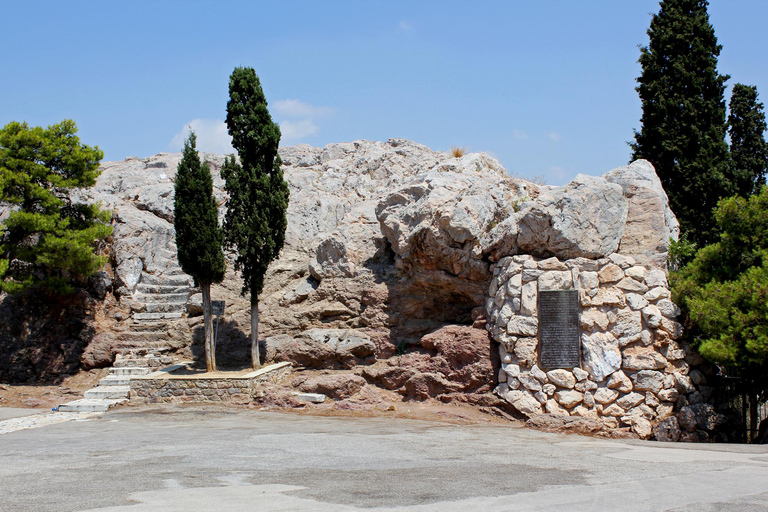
[728, 83, 768, 198]
[630, 0, 731, 247]
[0, 120, 112, 294]
[174, 131, 226, 372]
[221, 67, 289, 368]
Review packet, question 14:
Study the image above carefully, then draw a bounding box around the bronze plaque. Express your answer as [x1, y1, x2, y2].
[538, 290, 580, 369]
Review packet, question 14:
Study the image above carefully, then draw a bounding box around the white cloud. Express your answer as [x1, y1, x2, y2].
[273, 99, 334, 144]
[170, 119, 233, 154]
[273, 99, 333, 119]
[399, 20, 412, 31]
[513, 129, 529, 140]
[279, 119, 320, 141]
[546, 131, 562, 142]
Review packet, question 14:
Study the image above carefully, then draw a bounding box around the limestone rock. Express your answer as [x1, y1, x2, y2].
[607, 370, 633, 393]
[604, 159, 679, 268]
[622, 347, 667, 371]
[265, 329, 376, 369]
[516, 174, 627, 259]
[546, 369, 576, 389]
[616, 392, 645, 409]
[506, 390, 543, 416]
[631, 370, 665, 394]
[593, 388, 619, 405]
[555, 389, 584, 408]
[581, 332, 622, 381]
[296, 374, 367, 400]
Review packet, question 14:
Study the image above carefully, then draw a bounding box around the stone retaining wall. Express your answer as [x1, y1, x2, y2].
[486, 253, 708, 439]
[130, 363, 292, 405]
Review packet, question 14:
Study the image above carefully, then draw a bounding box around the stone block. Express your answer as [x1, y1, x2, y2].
[625, 266, 648, 281]
[631, 370, 665, 393]
[554, 389, 584, 408]
[538, 270, 573, 291]
[581, 332, 622, 381]
[546, 369, 576, 389]
[594, 387, 619, 405]
[598, 264, 624, 284]
[507, 316, 538, 336]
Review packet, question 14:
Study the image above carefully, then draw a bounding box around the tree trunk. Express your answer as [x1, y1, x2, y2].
[750, 391, 759, 442]
[251, 298, 260, 369]
[202, 282, 216, 372]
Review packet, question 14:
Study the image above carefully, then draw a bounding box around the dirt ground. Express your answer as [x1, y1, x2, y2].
[0, 367, 519, 427]
[0, 369, 109, 409]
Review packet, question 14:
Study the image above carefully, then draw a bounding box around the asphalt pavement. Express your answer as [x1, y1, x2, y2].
[1, 405, 767, 511]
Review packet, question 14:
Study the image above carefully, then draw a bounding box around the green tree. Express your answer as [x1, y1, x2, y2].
[174, 131, 226, 372]
[728, 83, 768, 197]
[672, 186, 768, 438]
[221, 67, 289, 368]
[631, 0, 731, 247]
[0, 120, 112, 294]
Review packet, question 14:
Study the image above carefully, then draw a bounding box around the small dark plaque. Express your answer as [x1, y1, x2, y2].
[538, 290, 580, 369]
[211, 300, 225, 316]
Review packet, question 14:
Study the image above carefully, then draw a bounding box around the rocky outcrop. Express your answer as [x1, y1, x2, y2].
[76, 141, 679, 366]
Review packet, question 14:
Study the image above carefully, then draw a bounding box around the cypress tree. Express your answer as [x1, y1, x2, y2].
[728, 83, 768, 198]
[630, 0, 731, 247]
[174, 131, 226, 372]
[221, 67, 289, 368]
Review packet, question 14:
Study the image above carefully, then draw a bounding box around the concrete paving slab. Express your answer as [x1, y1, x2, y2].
[1, 406, 766, 512]
[0, 407, 43, 421]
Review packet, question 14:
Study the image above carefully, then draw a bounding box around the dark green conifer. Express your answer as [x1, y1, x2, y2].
[0, 120, 112, 294]
[174, 131, 225, 372]
[630, 0, 731, 247]
[221, 67, 289, 368]
[728, 83, 768, 197]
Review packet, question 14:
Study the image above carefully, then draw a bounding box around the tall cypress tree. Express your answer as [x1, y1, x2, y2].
[174, 131, 226, 372]
[728, 83, 768, 198]
[221, 67, 289, 368]
[630, 0, 731, 247]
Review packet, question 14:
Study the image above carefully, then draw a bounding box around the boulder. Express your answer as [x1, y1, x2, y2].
[296, 374, 367, 400]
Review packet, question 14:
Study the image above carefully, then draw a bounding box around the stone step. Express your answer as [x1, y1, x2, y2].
[139, 273, 191, 287]
[99, 375, 132, 386]
[84, 386, 131, 400]
[142, 302, 187, 314]
[163, 267, 187, 276]
[114, 346, 171, 357]
[58, 398, 126, 413]
[115, 331, 168, 342]
[109, 367, 151, 376]
[133, 293, 189, 304]
[124, 321, 171, 332]
[133, 312, 183, 321]
[114, 356, 174, 368]
[135, 283, 190, 295]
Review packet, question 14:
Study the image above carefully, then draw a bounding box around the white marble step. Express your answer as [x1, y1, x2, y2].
[98, 375, 132, 386]
[84, 386, 130, 400]
[109, 366, 150, 376]
[57, 398, 126, 413]
[133, 312, 183, 320]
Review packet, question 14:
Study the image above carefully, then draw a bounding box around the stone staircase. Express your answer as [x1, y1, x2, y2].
[132, 252, 194, 321]
[57, 355, 170, 412]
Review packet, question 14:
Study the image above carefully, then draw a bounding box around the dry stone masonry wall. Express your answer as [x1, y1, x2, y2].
[487, 253, 702, 439]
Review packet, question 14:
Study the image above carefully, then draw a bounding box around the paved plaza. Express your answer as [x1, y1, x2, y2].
[1, 405, 767, 511]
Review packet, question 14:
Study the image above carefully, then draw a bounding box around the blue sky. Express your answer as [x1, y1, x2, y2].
[3, 1, 767, 185]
